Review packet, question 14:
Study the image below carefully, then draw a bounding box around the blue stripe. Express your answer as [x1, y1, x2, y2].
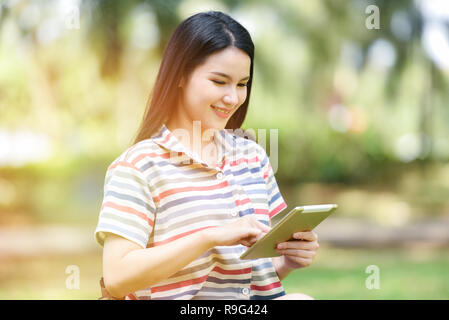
[239, 208, 255, 216]
[251, 290, 286, 300]
[268, 191, 281, 206]
[206, 276, 251, 285]
[252, 261, 275, 272]
[151, 289, 200, 300]
[236, 177, 265, 186]
[96, 223, 147, 247]
[157, 201, 237, 224]
[106, 190, 154, 213]
[260, 154, 269, 168]
[199, 286, 245, 295]
[244, 189, 269, 195]
[230, 166, 260, 177]
[160, 191, 235, 210]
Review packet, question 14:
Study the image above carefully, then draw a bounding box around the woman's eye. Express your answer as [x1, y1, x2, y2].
[212, 80, 247, 87]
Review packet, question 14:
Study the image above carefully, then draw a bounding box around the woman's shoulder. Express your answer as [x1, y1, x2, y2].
[107, 138, 162, 172]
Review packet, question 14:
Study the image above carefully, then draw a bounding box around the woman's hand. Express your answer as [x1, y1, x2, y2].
[205, 215, 271, 247]
[274, 231, 319, 270]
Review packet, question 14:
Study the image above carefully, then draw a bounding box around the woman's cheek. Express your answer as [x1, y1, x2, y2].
[239, 90, 247, 104]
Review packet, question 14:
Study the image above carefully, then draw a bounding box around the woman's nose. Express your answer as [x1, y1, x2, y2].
[223, 89, 239, 106]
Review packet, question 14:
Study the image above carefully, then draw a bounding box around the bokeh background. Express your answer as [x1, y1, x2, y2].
[1, 0, 448, 299]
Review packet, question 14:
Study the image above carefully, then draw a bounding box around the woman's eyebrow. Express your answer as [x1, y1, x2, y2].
[209, 72, 250, 81]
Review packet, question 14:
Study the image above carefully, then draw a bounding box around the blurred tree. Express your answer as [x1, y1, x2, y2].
[85, 0, 183, 78]
[0, 0, 448, 181]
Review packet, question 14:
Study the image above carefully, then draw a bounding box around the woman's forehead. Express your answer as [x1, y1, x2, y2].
[199, 48, 251, 78]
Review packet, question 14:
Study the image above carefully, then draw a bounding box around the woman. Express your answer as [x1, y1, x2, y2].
[94, 10, 318, 300]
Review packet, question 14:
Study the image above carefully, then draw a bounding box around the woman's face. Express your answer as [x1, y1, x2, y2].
[174, 46, 251, 132]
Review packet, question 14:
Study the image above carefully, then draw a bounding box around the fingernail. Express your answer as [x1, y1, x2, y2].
[277, 244, 284, 249]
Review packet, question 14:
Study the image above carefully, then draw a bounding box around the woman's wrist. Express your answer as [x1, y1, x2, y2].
[272, 256, 293, 281]
[200, 226, 220, 248]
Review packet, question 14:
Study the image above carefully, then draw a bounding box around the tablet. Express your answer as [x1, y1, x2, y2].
[240, 204, 338, 260]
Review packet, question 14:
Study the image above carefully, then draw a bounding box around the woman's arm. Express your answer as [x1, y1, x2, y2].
[103, 230, 213, 298]
[103, 215, 270, 298]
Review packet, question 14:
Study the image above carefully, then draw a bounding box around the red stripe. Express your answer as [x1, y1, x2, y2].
[152, 274, 209, 293]
[269, 201, 287, 218]
[228, 156, 259, 167]
[251, 281, 282, 291]
[163, 132, 172, 144]
[254, 208, 269, 215]
[126, 293, 138, 300]
[211, 266, 252, 275]
[130, 152, 172, 166]
[153, 226, 215, 246]
[101, 201, 154, 227]
[235, 198, 251, 206]
[219, 160, 226, 170]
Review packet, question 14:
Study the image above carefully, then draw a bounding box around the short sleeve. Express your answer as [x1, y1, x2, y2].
[259, 145, 288, 219]
[94, 160, 156, 249]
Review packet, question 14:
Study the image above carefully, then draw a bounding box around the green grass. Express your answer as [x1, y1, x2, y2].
[282, 246, 449, 299]
[0, 246, 448, 299]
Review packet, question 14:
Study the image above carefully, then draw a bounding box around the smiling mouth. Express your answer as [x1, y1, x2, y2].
[211, 105, 233, 114]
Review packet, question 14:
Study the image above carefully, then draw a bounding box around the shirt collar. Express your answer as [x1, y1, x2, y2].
[152, 123, 236, 166]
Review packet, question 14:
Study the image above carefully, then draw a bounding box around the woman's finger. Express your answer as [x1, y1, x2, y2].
[241, 239, 251, 247]
[240, 216, 271, 234]
[241, 215, 270, 233]
[292, 231, 318, 241]
[241, 237, 256, 247]
[277, 240, 319, 251]
[241, 232, 263, 246]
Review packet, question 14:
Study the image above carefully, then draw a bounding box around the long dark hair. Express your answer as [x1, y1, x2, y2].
[133, 10, 255, 144]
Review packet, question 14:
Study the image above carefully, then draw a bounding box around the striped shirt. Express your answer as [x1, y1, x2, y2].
[94, 124, 288, 300]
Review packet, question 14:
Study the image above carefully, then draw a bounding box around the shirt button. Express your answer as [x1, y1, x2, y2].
[242, 288, 250, 296]
[216, 172, 224, 180]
